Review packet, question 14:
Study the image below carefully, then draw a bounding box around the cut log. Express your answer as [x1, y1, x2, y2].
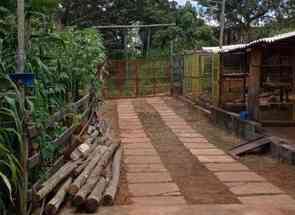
[85, 177, 107, 213]
[102, 162, 112, 180]
[70, 136, 97, 161]
[45, 178, 72, 215]
[103, 146, 122, 206]
[73, 143, 119, 206]
[34, 161, 78, 202]
[68, 145, 109, 195]
[72, 144, 106, 177]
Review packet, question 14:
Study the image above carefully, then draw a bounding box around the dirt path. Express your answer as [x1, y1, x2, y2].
[61, 97, 295, 215]
[163, 97, 295, 199]
[133, 99, 238, 204]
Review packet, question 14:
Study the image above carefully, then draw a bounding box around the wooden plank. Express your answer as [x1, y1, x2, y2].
[248, 48, 262, 121]
[28, 95, 90, 139]
[29, 153, 41, 169]
[52, 125, 77, 146]
[261, 120, 295, 127]
[29, 156, 65, 202]
[229, 137, 272, 158]
[47, 94, 90, 128]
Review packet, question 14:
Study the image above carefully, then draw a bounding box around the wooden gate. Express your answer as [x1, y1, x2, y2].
[103, 58, 172, 98]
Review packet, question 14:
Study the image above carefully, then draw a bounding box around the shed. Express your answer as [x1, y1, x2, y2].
[203, 31, 295, 125]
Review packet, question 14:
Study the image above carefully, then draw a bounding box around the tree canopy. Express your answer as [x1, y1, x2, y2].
[57, 0, 217, 55]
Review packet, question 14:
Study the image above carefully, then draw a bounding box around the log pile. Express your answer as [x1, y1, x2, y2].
[33, 113, 122, 214]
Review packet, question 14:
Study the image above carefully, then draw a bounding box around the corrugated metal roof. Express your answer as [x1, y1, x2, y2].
[202, 44, 246, 53]
[202, 31, 295, 54]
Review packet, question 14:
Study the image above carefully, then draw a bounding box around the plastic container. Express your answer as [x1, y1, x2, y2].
[9, 73, 35, 87]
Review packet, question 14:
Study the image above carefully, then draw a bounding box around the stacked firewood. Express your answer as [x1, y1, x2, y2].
[33, 114, 122, 214]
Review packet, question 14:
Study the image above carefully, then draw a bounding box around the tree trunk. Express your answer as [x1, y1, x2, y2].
[72, 144, 105, 177]
[103, 146, 122, 205]
[34, 161, 79, 202]
[85, 177, 107, 213]
[68, 145, 108, 195]
[73, 144, 119, 206]
[45, 178, 72, 215]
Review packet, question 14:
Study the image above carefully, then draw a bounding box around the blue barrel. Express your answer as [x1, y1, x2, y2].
[9, 73, 35, 87]
[240, 111, 249, 120]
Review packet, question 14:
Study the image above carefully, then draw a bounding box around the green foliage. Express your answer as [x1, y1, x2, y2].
[0, 1, 105, 214]
[0, 75, 28, 215]
[58, 0, 216, 55]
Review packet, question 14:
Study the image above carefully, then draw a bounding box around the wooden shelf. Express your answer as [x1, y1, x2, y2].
[262, 65, 292, 68]
[222, 73, 249, 79]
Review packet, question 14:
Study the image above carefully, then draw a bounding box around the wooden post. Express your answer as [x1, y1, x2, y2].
[248, 48, 262, 121]
[291, 49, 295, 120]
[16, 0, 25, 74]
[135, 62, 139, 97]
[218, 54, 223, 106]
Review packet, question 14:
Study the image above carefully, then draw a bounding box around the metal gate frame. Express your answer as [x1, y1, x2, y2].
[103, 58, 172, 99]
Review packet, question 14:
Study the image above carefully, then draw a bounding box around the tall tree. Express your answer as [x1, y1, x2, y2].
[197, 0, 281, 43]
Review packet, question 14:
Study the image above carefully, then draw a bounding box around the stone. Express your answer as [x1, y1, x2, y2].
[179, 137, 208, 143]
[129, 183, 181, 197]
[214, 172, 266, 182]
[225, 182, 284, 195]
[127, 172, 172, 183]
[126, 164, 168, 173]
[239, 194, 295, 206]
[61, 204, 295, 215]
[190, 149, 226, 156]
[203, 163, 249, 172]
[120, 133, 148, 139]
[131, 196, 186, 205]
[177, 133, 204, 138]
[123, 144, 155, 149]
[124, 149, 158, 156]
[197, 155, 236, 163]
[125, 156, 163, 164]
[183, 143, 216, 149]
[121, 138, 151, 144]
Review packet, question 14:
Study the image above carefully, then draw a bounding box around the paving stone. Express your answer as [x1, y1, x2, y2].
[125, 156, 163, 164]
[197, 155, 236, 163]
[119, 123, 143, 127]
[190, 148, 226, 156]
[239, 194, 295, 205]
[177, 133, 204, 138]
[127, 172, 172, 183]
[123, 144, 155, 149]
[214, 172, 266, 182]
[121, 138, 151, 143]
[126, 164, 168, 173]
[120, 133, 148, 138]
[120, 129, 146, 134]
[131, 196, 186, 205]
[225, 182, 284, 195]
[124, 149, 158, 156]
[171, 129, 196, 133]
[183, 142, 216, 149]
[120, 126, 144, 130]
[203, 163, 249, 172]
[129, 183, 181, 197]
[179, 137, 208, 143]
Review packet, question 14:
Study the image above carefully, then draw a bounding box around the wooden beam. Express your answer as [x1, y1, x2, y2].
[94, 23, 176, 29]
[248, 48, 263, 121]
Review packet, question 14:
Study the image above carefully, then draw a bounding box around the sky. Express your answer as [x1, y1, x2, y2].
[174, 0, 197, 6]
